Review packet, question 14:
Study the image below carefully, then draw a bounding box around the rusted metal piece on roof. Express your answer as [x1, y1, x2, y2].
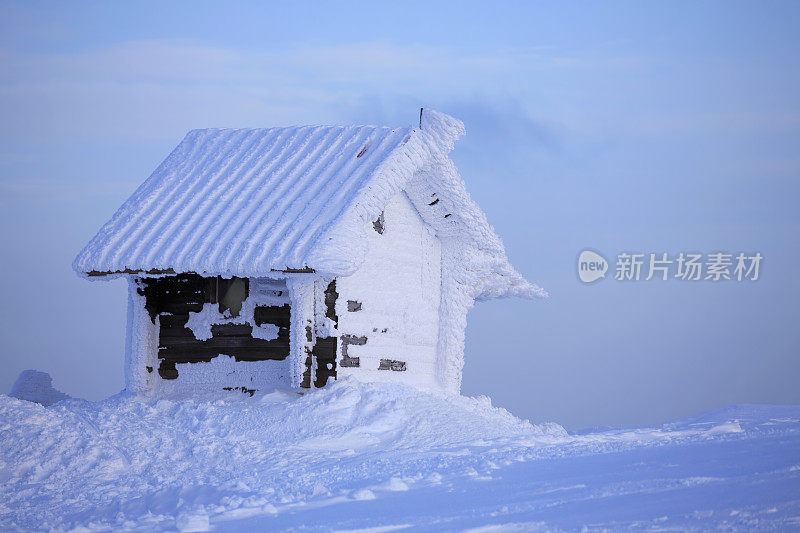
[356, 145, 368, 158]
[372, 211, 385, 234]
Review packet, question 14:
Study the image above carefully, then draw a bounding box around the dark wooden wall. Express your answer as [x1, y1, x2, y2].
[137, 274, 290, 380]
[312, 336, 337, 388]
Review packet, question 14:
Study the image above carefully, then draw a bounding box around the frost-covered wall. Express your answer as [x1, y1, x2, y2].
[402, 157, 546, 393]
[335, 191, 441, 387]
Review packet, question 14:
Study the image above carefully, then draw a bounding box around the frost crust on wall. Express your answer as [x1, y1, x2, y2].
[335, 191, 441, 388]
[186, 300, 280, 342]
[159, 354, 290, 396]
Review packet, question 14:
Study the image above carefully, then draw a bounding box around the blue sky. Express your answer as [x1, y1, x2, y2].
[1, 1, 798, 429]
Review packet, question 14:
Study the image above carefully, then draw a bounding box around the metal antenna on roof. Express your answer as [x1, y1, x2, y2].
[419, 108, 423, 129]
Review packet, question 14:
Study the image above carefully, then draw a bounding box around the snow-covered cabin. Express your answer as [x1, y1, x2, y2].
[74, 109, 544, 396]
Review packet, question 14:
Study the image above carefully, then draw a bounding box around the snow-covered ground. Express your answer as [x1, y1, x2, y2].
[1, 378, 798, 532]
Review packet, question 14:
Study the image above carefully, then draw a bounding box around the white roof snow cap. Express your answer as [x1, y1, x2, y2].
[74, 109, 545, 299]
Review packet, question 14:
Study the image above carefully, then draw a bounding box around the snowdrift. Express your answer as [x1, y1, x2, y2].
[1, 378, 798, 531]
[8, 370, 70, 407]
[0, 378, 565, 531]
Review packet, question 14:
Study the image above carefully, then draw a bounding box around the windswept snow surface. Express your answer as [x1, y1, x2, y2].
[1, 380, 799, 531]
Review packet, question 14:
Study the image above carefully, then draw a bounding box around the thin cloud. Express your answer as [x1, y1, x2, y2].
[0, 39, 641, 142]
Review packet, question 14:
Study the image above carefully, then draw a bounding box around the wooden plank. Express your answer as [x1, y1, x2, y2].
[159, 344, 289, 363]
[254, 305, 291, 329]
[324, 281, 338, 327]
[378, 359, 407, 371]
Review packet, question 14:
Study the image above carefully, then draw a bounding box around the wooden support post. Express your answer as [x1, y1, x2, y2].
[286, 276, 316, 388]
[124, 277, 159, 394]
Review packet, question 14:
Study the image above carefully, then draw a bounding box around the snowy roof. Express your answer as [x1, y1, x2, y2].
[75, 109, 543, 300]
